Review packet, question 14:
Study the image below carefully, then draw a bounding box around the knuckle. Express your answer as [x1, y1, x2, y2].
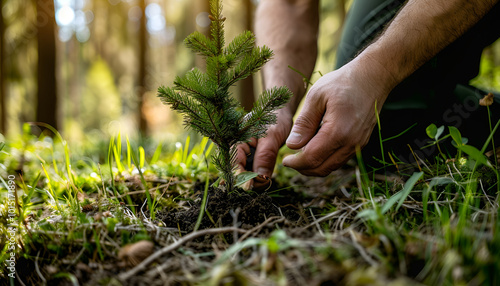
[317, 164, 336, 176]
[235, 154, 246, 166]
[237, 143, 251, 154]
[301, 168, 331, 177]
[331, 128, 356, 149]
[256, 148, 278, 166]
[303, 154, 324, 169]
[293, 115, 317, 130]
[316, 167, 334, 177]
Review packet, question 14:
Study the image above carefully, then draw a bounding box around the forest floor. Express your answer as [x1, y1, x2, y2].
[1, 128, 500, 286]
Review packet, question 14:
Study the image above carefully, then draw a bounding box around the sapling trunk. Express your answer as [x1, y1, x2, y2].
[158, 0, 292, 191]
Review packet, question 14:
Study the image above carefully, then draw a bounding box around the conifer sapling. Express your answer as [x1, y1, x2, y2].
[158, 0, 292, 191]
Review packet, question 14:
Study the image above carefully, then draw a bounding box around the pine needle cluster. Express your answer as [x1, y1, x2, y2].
[158, 0, 292, 191]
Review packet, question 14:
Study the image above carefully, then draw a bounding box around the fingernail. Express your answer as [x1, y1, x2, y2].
[286, 131, 302, 145]
[257, 167, 271, 176]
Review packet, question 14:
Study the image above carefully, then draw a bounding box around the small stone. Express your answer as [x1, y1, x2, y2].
[118, 240, 154, 267]
[93, 212, 102, 221]
[76, 262, 93, 273]
[46, 265, 58, 275]
[77, 192, 86, 202]
[102, 211, 113, 218]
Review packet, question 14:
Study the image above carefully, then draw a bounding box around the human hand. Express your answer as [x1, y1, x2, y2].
[282, 62, 392, 176]
[236, 108, 293, 185]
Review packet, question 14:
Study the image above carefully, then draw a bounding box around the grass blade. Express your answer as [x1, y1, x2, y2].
[150, 142, 163, 165]
[130, 144, 154, 220]
[382, 171, 423, 214]
[194, 164, 210, 232]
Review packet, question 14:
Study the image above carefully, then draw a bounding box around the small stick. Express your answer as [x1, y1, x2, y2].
[349, 229, 377, 267]
[35, 251, 47, 284]
[238, 216, 285, 242]
[302, 209, 342, 230]
[309, 208, 324, 237]
[118, 227, 246, 281]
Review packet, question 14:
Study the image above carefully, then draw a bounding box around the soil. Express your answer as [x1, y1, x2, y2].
[156, 185, 302, 233]
[5, 169, 373, 286]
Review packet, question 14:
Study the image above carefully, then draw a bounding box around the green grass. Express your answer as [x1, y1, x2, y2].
[1, 120, 500, 285]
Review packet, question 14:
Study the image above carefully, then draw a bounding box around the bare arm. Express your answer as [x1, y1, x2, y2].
[236, 0, 319, 178]
[283, 0, 499, 175]
[255, 0, 319, 113]
[360, 0, 499, 94]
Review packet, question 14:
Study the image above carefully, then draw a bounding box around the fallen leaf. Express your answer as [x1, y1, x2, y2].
[479, 93, 494, 106]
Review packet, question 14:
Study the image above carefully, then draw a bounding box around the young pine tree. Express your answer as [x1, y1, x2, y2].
[158, 0, 292, 191]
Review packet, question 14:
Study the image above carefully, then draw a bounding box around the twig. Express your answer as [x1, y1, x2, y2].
[479, 179, 495, 208]
[279, 251, 307, 285]
[231, 208, 241, 243]
[302, 209, 342, 230]
[238, 216, 285, 242]
[452, 162, 463, 179]
[104, 231, 122, 249]
[145, 258, 176, 280]
[97, 230, 115, 258]
[70, 247, 87, 266]
[355, 166, 364, 198]
[447, 164, 455, 179]
[335, 210, 353, 231]
[296, 203, 310, 225]
[419, 157, 432, 174]
[309, 208, 325, 237]
[16, 272, 28, 286]
[349, 229, 377, 267]
[340, 186, 352, 198]
[118, 227, 246, 281]
[35, 251, 47, 284]
[140, 198, 149, 221]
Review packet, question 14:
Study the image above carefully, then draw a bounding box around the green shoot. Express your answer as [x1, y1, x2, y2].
[41, 163, 62, 213]
[194, 159, 211, 232]
[424, 123, 448, 160]
[128, 139, 155, 221]
[374, 100, 388, 194]
[158, 0, 292, 191]
[381, 171, 423, 214]
[112, 135, 124, 173]
[150, 141, 163, 165]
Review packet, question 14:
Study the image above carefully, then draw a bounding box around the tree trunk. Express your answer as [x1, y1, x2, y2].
[138, 0, 148, 136]
[239, 0, 255, 112]
[36, 0, 58, 132]
[0, 0, 6, 134]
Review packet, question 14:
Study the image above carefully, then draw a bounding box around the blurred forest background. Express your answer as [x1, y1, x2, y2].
[0, 0, 499, 146]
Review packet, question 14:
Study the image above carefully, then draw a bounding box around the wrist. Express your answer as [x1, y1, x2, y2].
[347, 50, 400, 103]
[277, 105, 294, 123]
[262, 76, 305, 114]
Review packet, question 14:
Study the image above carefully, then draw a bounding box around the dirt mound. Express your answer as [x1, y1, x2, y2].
[157, 187, 282, 232]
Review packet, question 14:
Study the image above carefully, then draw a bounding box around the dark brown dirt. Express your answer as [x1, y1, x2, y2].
[156, 186, 297, 233]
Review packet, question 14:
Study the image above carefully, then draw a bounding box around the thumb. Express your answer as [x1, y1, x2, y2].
[252, 136, 281, 177]
[252, 110, 294, 177]
[286, 102, 324, 150]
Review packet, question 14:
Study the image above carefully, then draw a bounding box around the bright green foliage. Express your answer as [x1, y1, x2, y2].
[158, 0, 292, 191]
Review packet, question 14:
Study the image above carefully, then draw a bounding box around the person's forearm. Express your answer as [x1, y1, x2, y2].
[355, 0, 499, 99]
[255, 0, 319, 114]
